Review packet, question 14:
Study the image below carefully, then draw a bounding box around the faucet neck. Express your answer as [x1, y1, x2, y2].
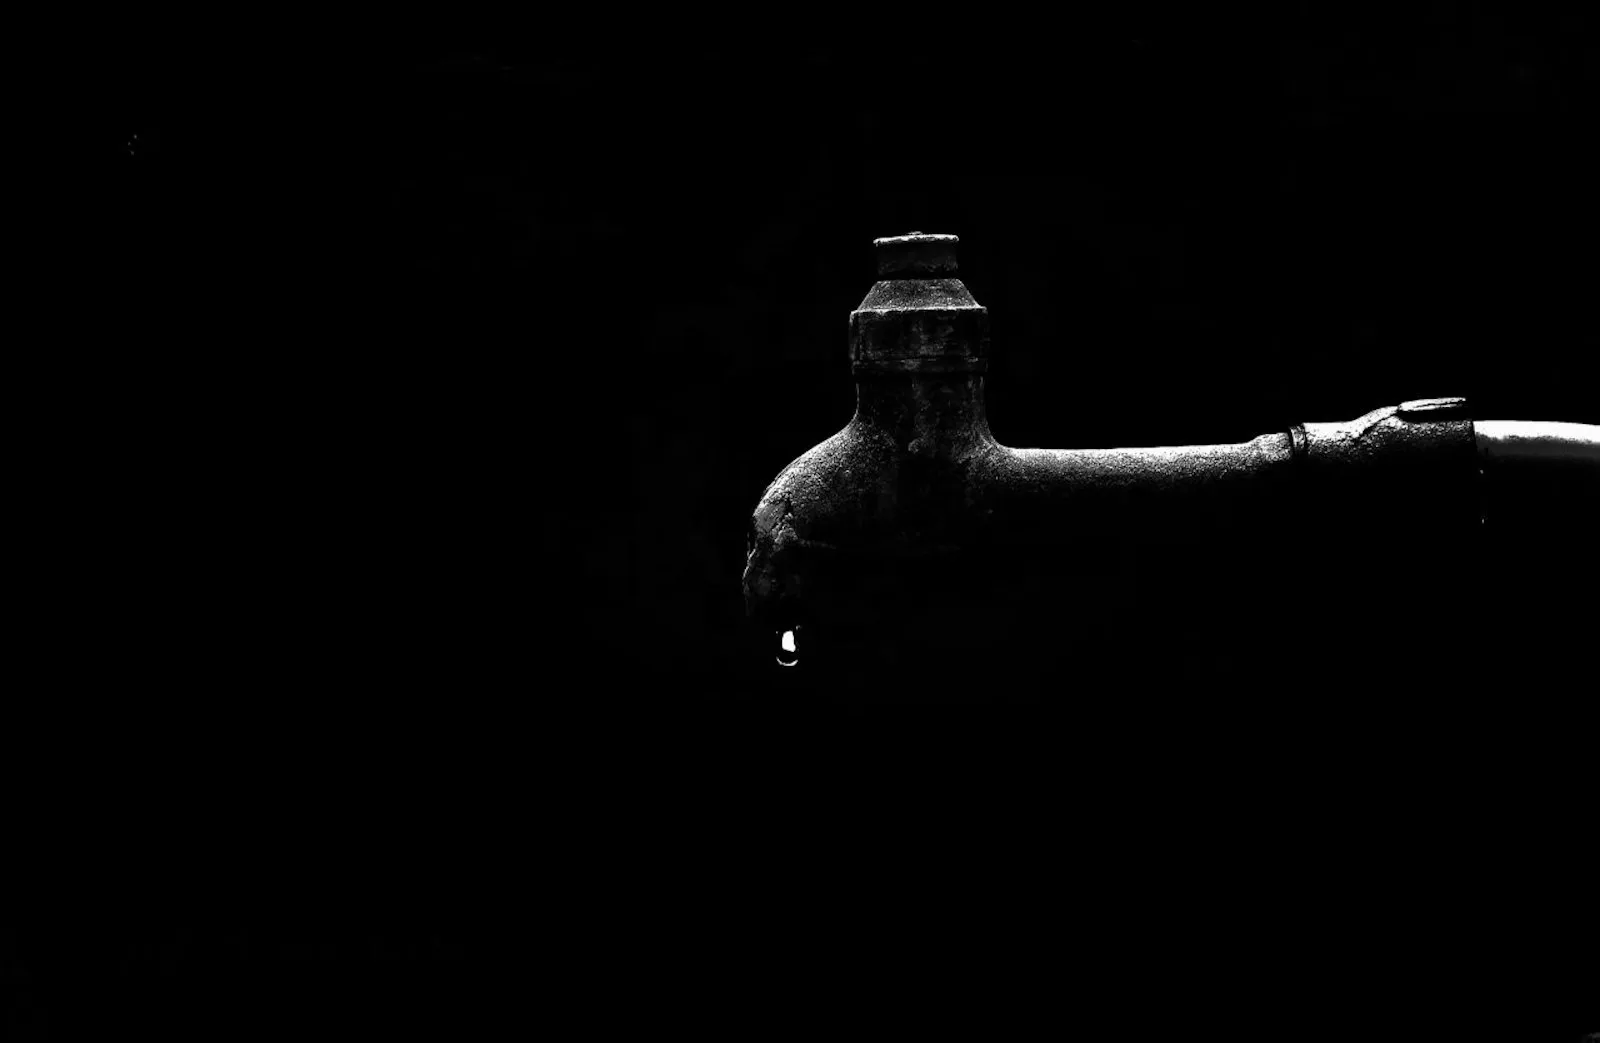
[853, 373, 995, 456]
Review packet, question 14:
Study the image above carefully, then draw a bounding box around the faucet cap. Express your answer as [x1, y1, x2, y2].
[874, 232, 959, 278]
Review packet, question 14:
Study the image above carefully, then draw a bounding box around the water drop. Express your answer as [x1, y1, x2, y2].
[777, 628, 799, 667]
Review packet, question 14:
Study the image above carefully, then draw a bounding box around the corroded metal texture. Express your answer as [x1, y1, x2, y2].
[742, 233, 1516, 692]
[849, 278, 989, 376]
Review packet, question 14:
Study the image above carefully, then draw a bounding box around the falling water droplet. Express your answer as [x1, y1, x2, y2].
[777, 628, 799, 667]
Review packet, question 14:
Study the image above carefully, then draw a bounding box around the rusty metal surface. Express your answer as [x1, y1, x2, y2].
[742, 233, 1492, 690]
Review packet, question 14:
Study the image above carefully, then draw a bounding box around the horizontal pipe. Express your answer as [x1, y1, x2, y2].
[1476, 420, 1600, 467]
[998, 435, 1294, 493]
[744, 405, 1597, 637]
[1475, 420, 1600, 535]
[982, 435, 1297, 543]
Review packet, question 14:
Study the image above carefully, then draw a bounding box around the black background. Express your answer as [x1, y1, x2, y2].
[27, 9, 1596, 1041]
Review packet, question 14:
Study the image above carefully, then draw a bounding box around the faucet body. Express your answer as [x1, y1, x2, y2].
[742, 235, 1592, 700]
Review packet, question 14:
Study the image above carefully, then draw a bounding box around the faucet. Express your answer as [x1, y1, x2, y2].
[742, 233, 1598, 698]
